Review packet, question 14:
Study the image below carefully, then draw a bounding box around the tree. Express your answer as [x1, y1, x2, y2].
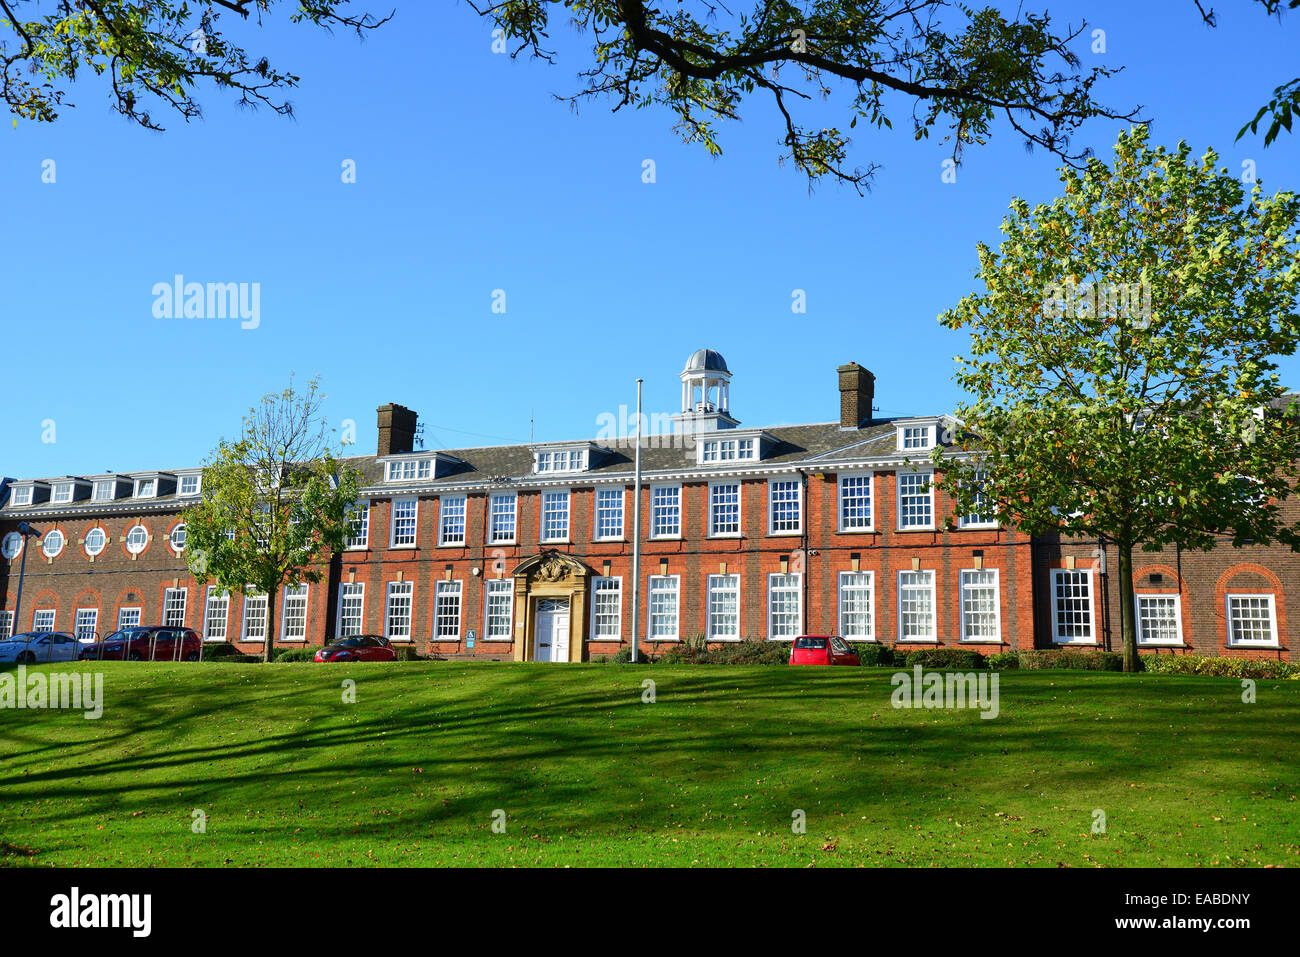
[0, 1, 388, 129]
[937, 125, 1300, 672]
[473, 0, 1145, 193]
[183, 378, 361, 662]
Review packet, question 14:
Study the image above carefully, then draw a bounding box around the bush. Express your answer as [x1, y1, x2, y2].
[1017, 649, 1123, 671]
[272, 647, 318, 662]
[201, 642, 242, 658]
[709, 639, 789, 665]
[608, 645, 656, 664]
[985, 651, 1020, 671]
[1139, 653, 1299, 679]
[902, 648, 987, 670]
[854, 642, 896, 667]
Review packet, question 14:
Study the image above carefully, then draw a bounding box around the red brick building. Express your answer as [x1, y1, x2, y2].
[0, 351, 1294, 662]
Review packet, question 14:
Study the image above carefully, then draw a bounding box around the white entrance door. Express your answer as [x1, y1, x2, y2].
[534, 598, 571, 663]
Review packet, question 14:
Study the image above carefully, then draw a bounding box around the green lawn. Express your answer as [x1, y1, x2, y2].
[1, 662, 1296, 867]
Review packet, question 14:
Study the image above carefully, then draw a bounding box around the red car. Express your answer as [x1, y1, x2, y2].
[788, 634, 860, 666]
[80, 626, 203, 661]
[314, 635, 396, 662]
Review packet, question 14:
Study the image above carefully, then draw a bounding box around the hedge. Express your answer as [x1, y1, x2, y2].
[1140, 653, 1299, 679]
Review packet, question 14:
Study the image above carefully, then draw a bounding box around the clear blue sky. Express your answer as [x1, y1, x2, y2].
[2, 0, 1298, 478]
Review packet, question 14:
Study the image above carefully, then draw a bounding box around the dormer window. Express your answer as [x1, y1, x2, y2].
[11, 486, 32, 507]
[92, 480, 117, 502]
[386, 458, 433, 482]
[534, 448, 589, 474]
[700, 437, 757, 463]
[178, 474, 202, 496]
[134, 478, 157, 498]
[901, 426, 934, 451]
[52, 483, 74, 504]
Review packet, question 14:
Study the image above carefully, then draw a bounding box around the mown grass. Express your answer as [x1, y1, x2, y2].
[0, 662, 1296, 867]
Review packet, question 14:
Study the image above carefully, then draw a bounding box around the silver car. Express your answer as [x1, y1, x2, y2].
[0, 632, 81, 664]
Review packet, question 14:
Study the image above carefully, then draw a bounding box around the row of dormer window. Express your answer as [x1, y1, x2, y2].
[7, 472, 202, 508]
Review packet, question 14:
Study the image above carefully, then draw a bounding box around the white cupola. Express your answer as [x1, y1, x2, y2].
[674, 348, 740, 434]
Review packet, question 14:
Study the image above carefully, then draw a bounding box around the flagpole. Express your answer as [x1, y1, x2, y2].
[631, 378, 643, 664]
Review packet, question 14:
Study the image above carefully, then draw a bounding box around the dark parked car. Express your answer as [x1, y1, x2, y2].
[315, 635, 396, 662]
[80, 626, 203, 661]
[788, 634, 861, 666]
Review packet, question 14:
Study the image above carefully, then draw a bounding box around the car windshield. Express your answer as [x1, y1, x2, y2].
[794, 636, 828, 649]
[334, 637, 364, 648]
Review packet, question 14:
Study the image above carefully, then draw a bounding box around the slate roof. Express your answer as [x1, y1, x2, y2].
[0, 419, 916, 517]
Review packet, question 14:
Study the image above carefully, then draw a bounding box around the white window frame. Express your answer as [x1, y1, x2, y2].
[434, 580, 462, 639]
[898, 424, 936, 452]
[837, 473, 874, 532]
[540, 489, 570, 543]
[204, 587, 230, 642]
[385, 581, 414, 641]
[178, 474, 202, 497]
[766, 572, 803, 639]
[74, 607, 98, 642]
[162, 587, 187, 628]
[438, 494, 468, 547]
[125, 524, 149, 555]
[385, 458, 433, 482]
[345, 502, 370, 550]
[958, 568, 1002, 643]
[92, 480, 116, 502]
[489, 492, 518, 544]
[337, 582, 365, 638]
[706, 574, 741, 641]
[650, 484, 682, 539]
[52, 482, 74, 504]
[896, 470, 935, 530]
[32, 609, 55, 632]
[2, 531, 24, 559]
[647, 575, 680, 641]
[897, 569, 937, 643]
[117, 607, 141, 629]
[84, 527, 107, 557]
[1049, 568, 1096, 645]
[593, 487, 624, 541]
[169, 523, 187, 552]
[280, 584, 309, 642]
[41, 530, 65, 558]
[485, 579, 514, 640]
[242, 592, 269, 642]
[11, 485, 33, 506]
[708, 481, 742, 538]
[0, 610, 13, 640]
[837, 570, 875, 641]
[957, 469, 998, 528]
[1135, 593, 1183, 647]
[1225, 593, 1279, 648]
[767, 478, 803, 536]
[134, 477, 157, 499]
[589, 576, 622, 640]
[389, 497, 419, 548]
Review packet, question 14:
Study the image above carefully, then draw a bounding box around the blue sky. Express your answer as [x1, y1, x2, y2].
[2, 0, 1298, 478]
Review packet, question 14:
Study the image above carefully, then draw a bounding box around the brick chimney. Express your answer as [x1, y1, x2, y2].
[837, 363, 875, 429]
[376, 403, 418, 456]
